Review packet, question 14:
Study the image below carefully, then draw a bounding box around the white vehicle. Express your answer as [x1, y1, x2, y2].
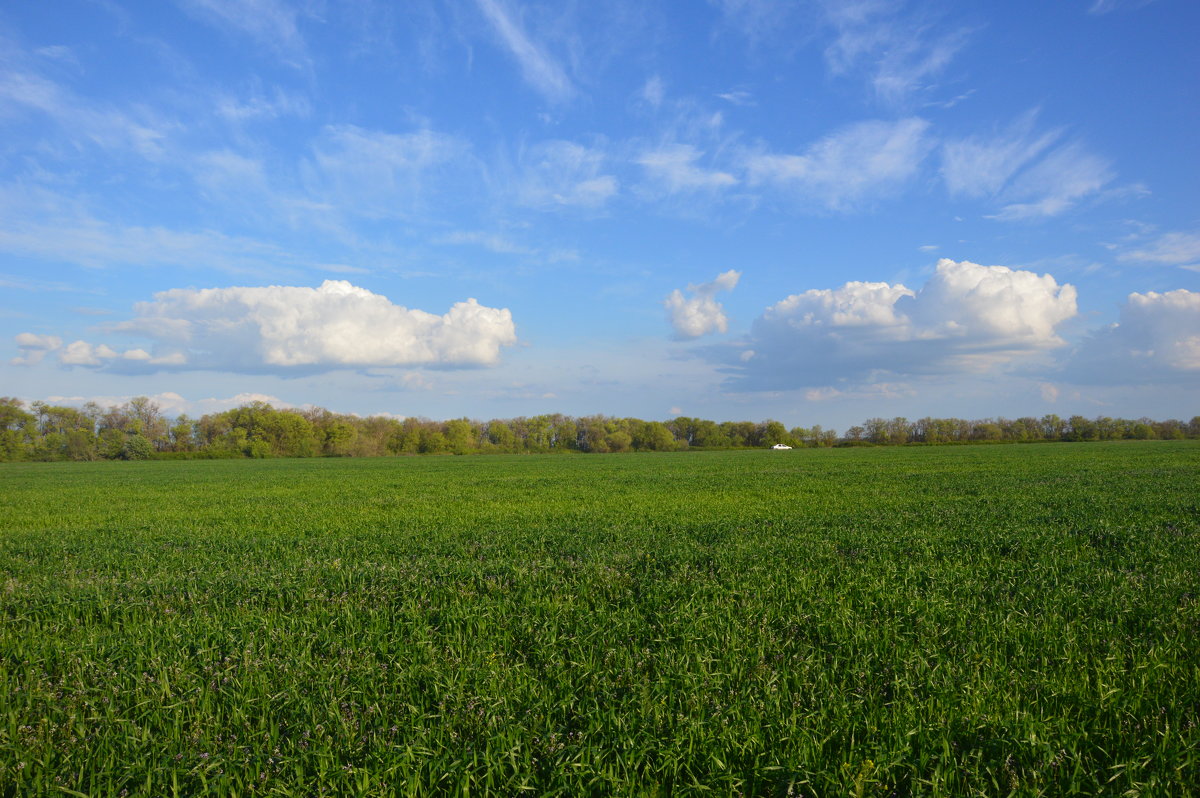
[771, 443, 792, 450]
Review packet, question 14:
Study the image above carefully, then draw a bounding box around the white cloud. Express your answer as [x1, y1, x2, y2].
[990, 143, 1113, 221]
[665, 270, 741, 339]
[1063, 289, 1200, 384]
[42, 391, 305, 417]
[303, 125, 470, 219]
[821, 0, 971, 106]
[716, 90, 755, 107]
[215, 86, 311, 122]
[720, 258, 1077, 390]
[45, 280, 517, 374]
[178, 0, 308, 67]
[515, 140, 618, 209]
[15, 335, 182, 367]
[0, 61, 169, 160]
[941, 110, 1060, 198]
[637, 144, 737, 193]
[192, 150, 269, 197]
[1118, 231, 1200, 268]
[1088, 0, 1157, 14]
[11, 333, 62, 365]
[710, 0, 801, 43]
[744, 118, 931, 210]
[640, 75, 665, 108]
[475, 0, 574, 102]
[437, 230, 533, 255]
[0, 195, 297, 275]
[60, 340, 120, 366]
[940, 111, 1115, 220]
[804, 382, 915, 402]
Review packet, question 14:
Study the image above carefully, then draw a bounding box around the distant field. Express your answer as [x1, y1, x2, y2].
[2, 443, 1197, 796]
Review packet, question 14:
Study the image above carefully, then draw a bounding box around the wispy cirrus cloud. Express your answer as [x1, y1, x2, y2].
[1087, 0, 1157, 15]
[1117, 231, 1200, 269]
[820, 0, 972, 107]
[744, 117, 932, 210]
[176, 0, 309, 68]
[512, 140, 618, 209]
[637, 144, 738, 194]
[0, 56, 171, 160]
[301, 124, 472, 220]
[214, 84, 311, 122]
[0, 182, 302, 277]
[941, 110, 1060, 198]
[941, 110, 1115, 221]
[988, 142, 1113, 221]
[474, 0, 574, 102]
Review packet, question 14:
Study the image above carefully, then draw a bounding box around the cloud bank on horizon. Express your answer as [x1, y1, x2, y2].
[17, 281, 517, 374]
[2, 0, 1197, 425]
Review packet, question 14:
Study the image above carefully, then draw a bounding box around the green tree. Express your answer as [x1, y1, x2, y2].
[120, 433, 153, 460]
[323, 421, 358, 456]
[446, 419, 476, 455]
[0, 398, 38, 461]
[487, 420, 517, 452]
[418, 428, 447, 454]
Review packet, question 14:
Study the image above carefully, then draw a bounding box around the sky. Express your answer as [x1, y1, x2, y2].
[2, 0, 1198, 429]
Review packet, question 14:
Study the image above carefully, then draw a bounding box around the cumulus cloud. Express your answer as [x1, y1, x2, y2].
[9, 333, 174, 367]
[60, 340, 120, 366]
[665, 270, 741, 339]
[744, 118, 932, 210]
[719, 258, 1077, 390]
[11, 333, 62, 365]
[1062, 289, 1200, 384]
[26, 281, 517, 374]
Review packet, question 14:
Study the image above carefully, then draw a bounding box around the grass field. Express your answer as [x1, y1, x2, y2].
[1, 442, 1198, 796]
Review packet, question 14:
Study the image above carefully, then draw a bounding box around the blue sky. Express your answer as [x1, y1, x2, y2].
[3, 0, 1197, 429]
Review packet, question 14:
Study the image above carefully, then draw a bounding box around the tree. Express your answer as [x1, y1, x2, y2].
[170, 415, 196, 452]
[120, 433, 153, 460]
[323, 420, 358, 456]
[445, 418, 476, 455]
[759, 420, 789, 447]
[633, 421, 676, 451]
[0, 398, 38, 461]
[128, 396, 169, 450]
[551, 417, 579, 451]
[418, 428, 447, 454]
[487, 420, 517, 452]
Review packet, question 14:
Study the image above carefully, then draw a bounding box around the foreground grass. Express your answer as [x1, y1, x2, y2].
[1, 443, 1197, 796]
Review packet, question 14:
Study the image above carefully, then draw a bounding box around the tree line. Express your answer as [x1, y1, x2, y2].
[1, 396, 1197, 462]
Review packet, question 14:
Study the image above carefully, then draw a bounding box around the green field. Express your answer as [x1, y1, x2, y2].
[2, 443, 1198, 796]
